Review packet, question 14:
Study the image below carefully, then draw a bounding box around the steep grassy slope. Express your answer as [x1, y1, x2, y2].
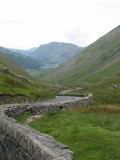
[44, 26, 120, 84]
[0, 47, 41, 69]
[0, 52, 32, 80]
[0, 53, 54, 104]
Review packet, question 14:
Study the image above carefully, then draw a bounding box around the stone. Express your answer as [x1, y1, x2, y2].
[110, 84, 118, 89]
[25, 115, 41, 125]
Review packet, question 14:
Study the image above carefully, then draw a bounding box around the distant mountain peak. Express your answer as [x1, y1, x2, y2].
[29, 42, 84, 68]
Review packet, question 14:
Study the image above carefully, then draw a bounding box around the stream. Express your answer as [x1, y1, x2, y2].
[41, 96, 80, 103]
[41, 88, 83, 103]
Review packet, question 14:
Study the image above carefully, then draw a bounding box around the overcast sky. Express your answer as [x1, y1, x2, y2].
[0, 0, 120, 49]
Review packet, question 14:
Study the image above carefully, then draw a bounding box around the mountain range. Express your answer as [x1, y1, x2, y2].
[0, 25, 120, 105]
[9, 47, 37, 56]
[43, 25, 120, 84]
[5, 42, 84, 70]
[28, 42, 84, 66]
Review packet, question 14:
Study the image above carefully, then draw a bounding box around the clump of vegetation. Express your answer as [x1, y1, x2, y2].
[69, 105, 120, 114]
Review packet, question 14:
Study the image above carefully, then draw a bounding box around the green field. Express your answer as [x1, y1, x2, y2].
[16, 106, 120, 160]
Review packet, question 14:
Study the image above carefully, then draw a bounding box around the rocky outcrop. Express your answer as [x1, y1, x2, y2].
[24, 115, 42, 125]
[0, 67, 33, 84]
[0, 93, 93, 160]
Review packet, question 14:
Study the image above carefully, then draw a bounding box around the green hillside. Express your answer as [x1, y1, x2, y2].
[44, 26, 120, 84]
[0, 52, 31, 79]
[0, 47, 42, 69]
[41, 26, 120, 105]
[0, 52, 54, 104]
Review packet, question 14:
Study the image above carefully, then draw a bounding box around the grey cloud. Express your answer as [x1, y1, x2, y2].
[0, 20, 22, 24]
[64, 28, 90, 47]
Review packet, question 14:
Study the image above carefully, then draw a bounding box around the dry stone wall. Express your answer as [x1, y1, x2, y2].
[0, 67, 33, 84]
[0, 93, 93, 160]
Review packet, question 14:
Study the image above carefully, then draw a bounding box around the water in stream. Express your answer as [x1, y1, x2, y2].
[41, 96, 80, 103]
[41, 88, 83, 104]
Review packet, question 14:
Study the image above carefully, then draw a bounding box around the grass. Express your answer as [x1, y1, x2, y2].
[0, 73, 54, 104]
[15, 113, 30, 124]
[26, 69, 50, 79]
[26, 105, 120, 160]
[65, 65, 120, 105]
[69, 105, 120, 114]
[0, 52, 33, 81]
[76, 86, 120, 105]
[0, 51, 55, 104]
